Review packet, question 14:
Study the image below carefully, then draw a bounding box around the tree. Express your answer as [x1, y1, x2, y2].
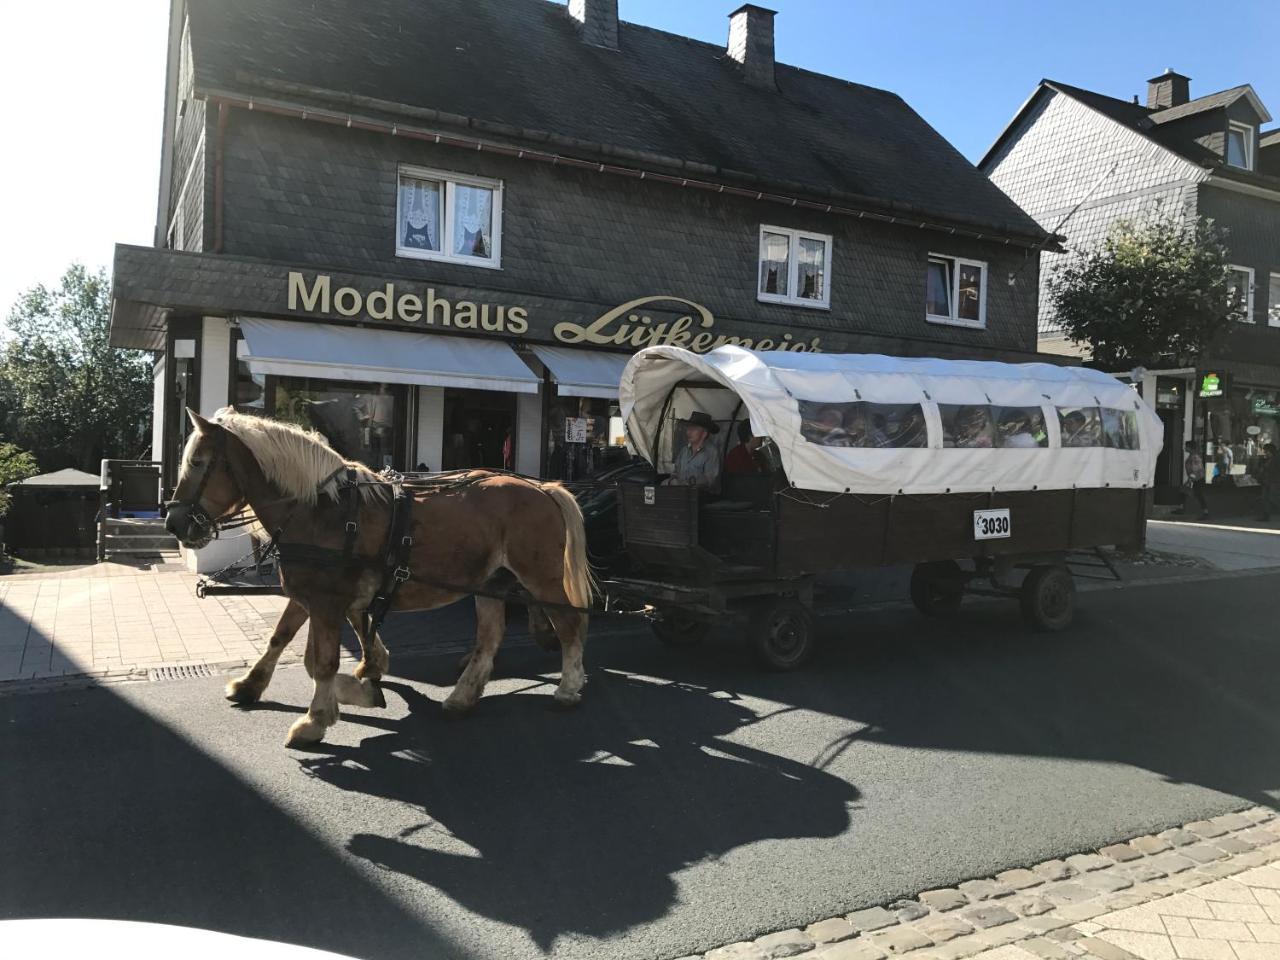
[1047, 215, 1238, 370]
[1, 265, 153, 472]
[0, 442, 39, 519]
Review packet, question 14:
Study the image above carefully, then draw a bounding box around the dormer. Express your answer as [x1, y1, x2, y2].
[1225, 118, 1255, 170]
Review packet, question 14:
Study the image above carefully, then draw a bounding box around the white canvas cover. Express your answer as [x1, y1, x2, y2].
[239, 318, 541, 393]
[619, 346, 1164, 495]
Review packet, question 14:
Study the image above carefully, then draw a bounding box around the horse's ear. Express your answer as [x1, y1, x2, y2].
[187, 408, 213, 433]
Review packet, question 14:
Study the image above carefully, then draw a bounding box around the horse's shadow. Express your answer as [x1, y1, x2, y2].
[299, 670, 859, 950]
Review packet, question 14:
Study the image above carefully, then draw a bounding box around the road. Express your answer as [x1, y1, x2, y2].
[1, 570, 1277, 960]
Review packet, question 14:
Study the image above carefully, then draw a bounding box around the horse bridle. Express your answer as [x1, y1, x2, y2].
[164, 430, 253, 540]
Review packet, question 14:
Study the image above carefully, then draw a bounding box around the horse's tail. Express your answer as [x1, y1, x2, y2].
[541, 482, 595, 611]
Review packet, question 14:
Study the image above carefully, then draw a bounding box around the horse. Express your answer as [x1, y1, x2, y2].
[165, 409, 593, 747]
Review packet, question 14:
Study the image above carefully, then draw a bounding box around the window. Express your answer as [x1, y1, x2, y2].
[758, 226, 832, 309]
[1058, 407, 1103, 447]
[1100, 408, 1140, 450]
[229, 333, 265, 413]
[1226, 122, 1254, 170]
[1269, 273, 1280, 327]
[1229, 266, 1255, 323]
[798, 401, 926, 448]
[993, 406, 1049, 448]
[396, 166, 502, 268]
[926, 255, 987, 328]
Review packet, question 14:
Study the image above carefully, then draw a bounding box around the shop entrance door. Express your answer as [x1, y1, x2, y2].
[442, 388, 516, 471]
[1152, 376, 1187, 503]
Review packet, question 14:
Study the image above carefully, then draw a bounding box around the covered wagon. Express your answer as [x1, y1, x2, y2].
[608, 345, 1162, 668]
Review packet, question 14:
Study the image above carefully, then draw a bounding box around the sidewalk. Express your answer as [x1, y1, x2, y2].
[688, 808, 1280, 960]
[1146, 520, 1280, 573]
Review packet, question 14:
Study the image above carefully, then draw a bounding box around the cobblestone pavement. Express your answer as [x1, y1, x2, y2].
[683, 809, 1280, 960]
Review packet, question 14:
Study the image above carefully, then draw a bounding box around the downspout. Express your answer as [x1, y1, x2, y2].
[213, 101, 228, 252]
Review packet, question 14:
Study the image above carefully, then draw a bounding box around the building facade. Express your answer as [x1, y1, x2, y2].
[112, 0, 1047, 552]
[982, 70, 1280, 504]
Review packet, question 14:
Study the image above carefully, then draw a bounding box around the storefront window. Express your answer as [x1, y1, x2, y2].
[547, 395, 628, 481]
[272, 378, 406, 471]
[1204, 387, 1280, 486]
[230, 334, 265, 413]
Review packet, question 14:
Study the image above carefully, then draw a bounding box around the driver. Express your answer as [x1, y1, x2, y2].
[666, 411, 721, 492]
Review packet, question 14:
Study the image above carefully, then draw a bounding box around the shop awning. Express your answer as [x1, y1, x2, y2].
[239, 318, 541, 393]
[529, 345, 628, 399]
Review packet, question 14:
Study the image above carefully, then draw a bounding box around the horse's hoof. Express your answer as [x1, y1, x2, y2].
[285, 716, 327, 747]
[552, 690, 582, 709]
[369, 682, 387, 709]
[441, 695, 475, 716]
[225, 678, 262, 704]
[353, 661, 383, 682]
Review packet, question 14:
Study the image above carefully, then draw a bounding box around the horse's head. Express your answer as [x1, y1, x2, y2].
[165, 409, 249, 548]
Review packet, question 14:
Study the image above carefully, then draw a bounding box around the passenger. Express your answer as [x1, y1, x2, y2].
[1061, 410, 1099, 447]
[725, 421, 765, 474]
[892, 408, 928, 448]
[952, 405, 993, 448]
[666, 411, 721, 492]
[865, 413, 891, 448]
[998, 410, 1042, 448]
[804, 406, 853, 447]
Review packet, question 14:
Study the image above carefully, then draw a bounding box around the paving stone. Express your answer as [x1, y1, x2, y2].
[1019, 938, 1076, 960]
[958, 879, 1011, 901]
[969, 923, 1028, 949]
[1120, 862, 1168, 883]
[867, 926, 932, 955]
[1215, 836, 1255, 854]
[1129, 835, 1172, 856]
[1210, 812, 1254, 833]
[805, 918, 858, 945]
[1182, 843, 1228, 864]
[1042, 882, 1095, 906]
[960, 904, 1017, 929]
[914, 916, 973, 944]
[846, 907, 898, 933]
[1240, 828, 1280, 848]
[1098, 843, 1142, 863]
[754, 929, 815, 958]
[888, 900, 929, 923]
[1065, 853, 1111, 873]
[1148, 852, 1196, 874]
[707, 943, 768, 960]
[1032, 860, 1076, 882]
[1079, 871, 1134, 894]
[1185, 819, 1228, 839]
[1245, 807, 1276, 824]
[1052, 901, 1110, 923]
[1158, 828, 1199, 847]
[918, 889, 968, 913]
[995, 868, 1043, 890]
[1046, 926, 1084, 943]
[1195, 859, 1248, 880]
[1076, 936, 1141, 960]
[813, 940, 887, 960]
[1011, 896, 1053, 916]
[1101, 889, 1161, 910]
[1018, 916, 1074, 935]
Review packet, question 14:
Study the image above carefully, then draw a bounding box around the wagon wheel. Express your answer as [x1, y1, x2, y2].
[1020, 564, 1075, 632]
[909, 560, 965, 618]
[750, 598, 814, 671]
[650, 612, 711, 646]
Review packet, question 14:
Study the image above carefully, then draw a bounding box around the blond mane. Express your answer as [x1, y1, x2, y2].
[203, 410, 389, 505]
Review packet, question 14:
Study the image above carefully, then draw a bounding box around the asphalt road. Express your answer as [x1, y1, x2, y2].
[1, 571, 1278, 960]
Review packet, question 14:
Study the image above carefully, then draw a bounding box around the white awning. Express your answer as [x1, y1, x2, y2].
[529, 345, 628, 399]
[239, 318, 540, 394]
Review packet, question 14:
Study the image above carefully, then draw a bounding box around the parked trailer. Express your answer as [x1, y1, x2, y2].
[603, 345, 1161, 669]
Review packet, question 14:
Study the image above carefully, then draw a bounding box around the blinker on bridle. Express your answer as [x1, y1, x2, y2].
[166, 429, 232, 538]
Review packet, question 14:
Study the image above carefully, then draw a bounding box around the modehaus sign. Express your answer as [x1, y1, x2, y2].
[286, 272, 825, 354]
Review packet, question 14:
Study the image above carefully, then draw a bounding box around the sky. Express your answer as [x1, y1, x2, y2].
[0, 0, 1276, 316]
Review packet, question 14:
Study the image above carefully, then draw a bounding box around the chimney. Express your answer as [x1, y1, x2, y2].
[727, 4, 776, 90]
[1147, 69, 1191, 110]
[568, 0, 618, 50]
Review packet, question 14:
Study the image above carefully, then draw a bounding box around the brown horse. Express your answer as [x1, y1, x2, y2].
[165, 409, 592, 746]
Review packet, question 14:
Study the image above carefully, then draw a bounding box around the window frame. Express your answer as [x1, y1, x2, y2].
[1268, 272, 1280, 328]
[395, 164, 504, 270]
[1228, 264, 1256, 323]
[1226, 121, 1255, 171]
[926, 253, 988, 329]
[756, 224, 833, 310]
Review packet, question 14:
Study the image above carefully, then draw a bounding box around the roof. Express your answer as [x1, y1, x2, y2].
[619, 345, 1162, 495]
[10, 468, 101, 488]
[982, 78, 1278, 186]
[184, 0, 1047, 242]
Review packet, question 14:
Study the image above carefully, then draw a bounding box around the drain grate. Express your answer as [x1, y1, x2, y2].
[148, 663, 216, 682]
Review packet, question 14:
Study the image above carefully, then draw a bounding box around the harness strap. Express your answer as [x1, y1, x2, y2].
[365, 482, 415, 637]
[341, 468, 359, 561]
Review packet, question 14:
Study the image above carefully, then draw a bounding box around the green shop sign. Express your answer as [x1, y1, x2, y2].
[1199, 372, 1223, 398]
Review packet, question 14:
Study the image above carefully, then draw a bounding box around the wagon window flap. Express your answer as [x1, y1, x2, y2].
[798, 400, 927, 448]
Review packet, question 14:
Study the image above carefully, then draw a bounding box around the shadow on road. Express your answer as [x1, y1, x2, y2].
[300, 673, 858, 950]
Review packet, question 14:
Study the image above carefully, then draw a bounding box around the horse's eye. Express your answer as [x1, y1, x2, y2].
[190, 459, 203, 468]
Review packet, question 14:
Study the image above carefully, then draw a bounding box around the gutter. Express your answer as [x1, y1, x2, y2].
[201, 86, 1053, 251]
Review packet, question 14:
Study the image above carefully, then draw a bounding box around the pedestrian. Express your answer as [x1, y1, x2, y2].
[1178, 441, 1209, 519]
[1261, 443, 1280, 522]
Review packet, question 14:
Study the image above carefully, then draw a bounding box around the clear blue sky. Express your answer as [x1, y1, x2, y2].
[1, 0, 1276, 314]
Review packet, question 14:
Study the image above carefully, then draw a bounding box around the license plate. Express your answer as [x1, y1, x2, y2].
[973, 508, 1011, 540]
[643, 486, 656, 505]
